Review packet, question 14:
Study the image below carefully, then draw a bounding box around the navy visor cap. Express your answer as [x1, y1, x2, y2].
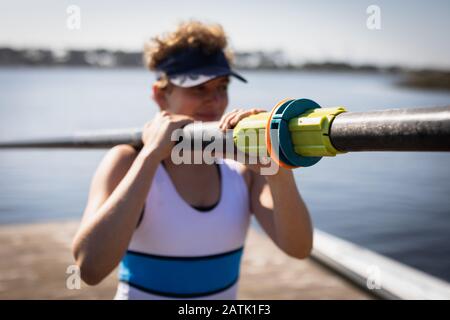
[155, 47, 247, 87]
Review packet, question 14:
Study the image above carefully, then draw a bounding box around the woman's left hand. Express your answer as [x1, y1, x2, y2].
[219, 108, 274, 174]
[218, 108, 265, 131]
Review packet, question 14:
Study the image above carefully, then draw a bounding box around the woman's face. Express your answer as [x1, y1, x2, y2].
[154, 76, 229, 122]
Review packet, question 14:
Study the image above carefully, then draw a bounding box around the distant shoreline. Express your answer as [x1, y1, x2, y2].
[1, 62, 449, 91]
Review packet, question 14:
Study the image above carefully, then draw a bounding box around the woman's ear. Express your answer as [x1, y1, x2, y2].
[152, 84, 168, 111]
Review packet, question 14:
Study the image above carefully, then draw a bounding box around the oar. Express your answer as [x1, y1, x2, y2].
[0, 98, 449, 168]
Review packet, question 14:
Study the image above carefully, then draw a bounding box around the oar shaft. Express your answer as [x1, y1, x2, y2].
[0, 124, 228, 150]
[0, 105, 449, 153]
[330, 106, 450, 152]
[0, 129, 145, 149]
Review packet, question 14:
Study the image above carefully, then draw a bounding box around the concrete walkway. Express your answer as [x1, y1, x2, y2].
[0, 221, 373, 299]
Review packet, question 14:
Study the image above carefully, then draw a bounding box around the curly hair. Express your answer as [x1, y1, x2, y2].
[143, 20, 234, 89]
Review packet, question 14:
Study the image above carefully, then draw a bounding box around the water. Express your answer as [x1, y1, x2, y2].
[1, 68, 449, 282]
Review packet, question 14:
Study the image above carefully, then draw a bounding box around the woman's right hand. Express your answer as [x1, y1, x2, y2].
[141, 111, 194, 161]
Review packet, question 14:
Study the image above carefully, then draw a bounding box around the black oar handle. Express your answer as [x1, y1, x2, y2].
[331, 106, 450, 152]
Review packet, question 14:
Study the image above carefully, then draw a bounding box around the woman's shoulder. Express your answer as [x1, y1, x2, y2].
[106, 144, 140, 165]
[95, 144, 140, 182]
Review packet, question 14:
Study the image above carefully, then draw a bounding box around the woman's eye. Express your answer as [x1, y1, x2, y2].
[217, 85, 228, 92]
[191, 84, 227, 95]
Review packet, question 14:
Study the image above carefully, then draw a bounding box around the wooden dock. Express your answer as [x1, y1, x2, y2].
[0, 221, 373, 300]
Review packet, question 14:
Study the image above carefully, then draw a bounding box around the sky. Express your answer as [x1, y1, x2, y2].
[0, 0, 449, 69]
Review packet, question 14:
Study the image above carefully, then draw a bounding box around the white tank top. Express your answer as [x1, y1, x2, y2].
[114, 159, 251, 300]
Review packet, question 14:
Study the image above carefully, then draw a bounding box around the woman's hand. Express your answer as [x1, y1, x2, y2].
[141, 111, 194, 161]
[218, 108, 274, 173]
[218, 108, 265, 131]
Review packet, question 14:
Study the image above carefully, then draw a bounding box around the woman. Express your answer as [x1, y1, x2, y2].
[72, 20, 313, 300]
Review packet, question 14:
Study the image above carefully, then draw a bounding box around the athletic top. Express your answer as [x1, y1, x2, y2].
[114, 159, 251, 300]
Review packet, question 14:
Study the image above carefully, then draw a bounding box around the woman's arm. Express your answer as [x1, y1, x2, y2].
[72, 111, 193, 285]
[250, 168, 313, 259]
[218, 108, 313, 259]
[72, 145, 160, 285]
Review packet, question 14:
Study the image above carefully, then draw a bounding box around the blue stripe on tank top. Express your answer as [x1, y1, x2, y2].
[118, 247, 244, 296]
